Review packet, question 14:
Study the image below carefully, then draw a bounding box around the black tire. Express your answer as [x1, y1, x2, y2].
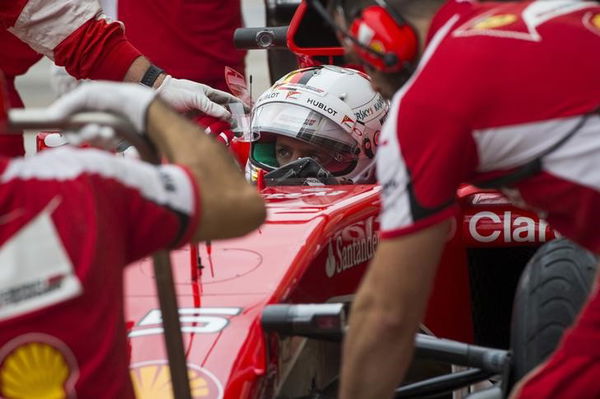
[510, 238, 598, 384]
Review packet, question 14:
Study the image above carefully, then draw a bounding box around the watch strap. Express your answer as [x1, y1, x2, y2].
[140, 64, 165, 87]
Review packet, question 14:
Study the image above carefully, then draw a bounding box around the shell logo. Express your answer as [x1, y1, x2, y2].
[130, 361, 223, 399]
[369, 40, 386, 53]
[0, 341, 76, 399]
[593, 13, 600, 29]
[473, 14, 518, 30]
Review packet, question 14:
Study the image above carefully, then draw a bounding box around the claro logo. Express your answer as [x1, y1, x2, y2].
[326, 216, 379, 278]
[467, 211, 556, 243]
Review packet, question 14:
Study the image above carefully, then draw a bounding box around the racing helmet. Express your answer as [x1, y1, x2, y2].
[246, 65, 388, 184]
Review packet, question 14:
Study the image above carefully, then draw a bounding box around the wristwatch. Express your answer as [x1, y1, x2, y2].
[140, 64, 165, 87]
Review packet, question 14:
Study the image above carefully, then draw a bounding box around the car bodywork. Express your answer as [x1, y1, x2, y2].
[123, 1, 562, 397]
[124, 182, 556, 398]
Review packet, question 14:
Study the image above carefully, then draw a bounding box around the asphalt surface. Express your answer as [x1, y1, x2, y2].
[14, 0, 271, 154]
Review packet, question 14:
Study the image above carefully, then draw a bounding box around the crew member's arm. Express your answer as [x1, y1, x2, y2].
[46, 82, 265, 247]
[1, 0, 237, 118]
[339, 221, 448, 399]
[145, 99, 265, 240]
[337, 97, 476, 398]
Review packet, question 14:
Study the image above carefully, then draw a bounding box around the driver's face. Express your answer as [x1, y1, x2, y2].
[275, 136, 331, 167]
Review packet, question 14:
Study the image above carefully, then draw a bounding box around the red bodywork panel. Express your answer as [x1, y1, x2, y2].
[124, 183, 554, 398]
[0, 72, 7, 132]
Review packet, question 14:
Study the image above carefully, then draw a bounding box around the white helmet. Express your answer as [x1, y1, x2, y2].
[246, 65, 388, 184]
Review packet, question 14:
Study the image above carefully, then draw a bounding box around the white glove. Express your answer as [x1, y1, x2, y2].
[47, 81, 157, 132]
[63, 123, 117, 148]
[156, 75, 240, 120]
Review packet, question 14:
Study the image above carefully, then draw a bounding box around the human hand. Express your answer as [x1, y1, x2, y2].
[157, 75, 242, 120]
[46, 81, 157, 133]
[195, 115, 235, 147]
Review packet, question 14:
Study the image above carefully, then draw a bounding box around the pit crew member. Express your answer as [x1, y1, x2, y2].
[317, 0, 600, 398]
[245, 65, 388, 184]
[0, 0, 239, 157]
[0, 79, 265, 398]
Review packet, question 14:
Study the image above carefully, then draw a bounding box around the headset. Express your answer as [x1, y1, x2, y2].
[306, 0, 419, 73]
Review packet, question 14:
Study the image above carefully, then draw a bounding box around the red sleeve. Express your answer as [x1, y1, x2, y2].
[53, 18, 141, 81]
[377, 99, 478, 240]
[2, 0, 141, 81]
[0, 148, 201, 267]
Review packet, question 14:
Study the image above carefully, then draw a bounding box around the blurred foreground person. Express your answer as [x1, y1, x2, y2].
[0, 78, 265, 398]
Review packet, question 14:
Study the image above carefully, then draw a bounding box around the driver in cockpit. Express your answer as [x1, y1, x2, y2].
[245, 65, 389, 184]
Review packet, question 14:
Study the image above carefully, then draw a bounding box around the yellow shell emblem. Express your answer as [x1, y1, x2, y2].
[369, 40, 386, 53]
[0, 342, 71, 399]
[592, 13, 600, 29]
[473, 14, 518, 30]
[130, 363, 222, 399]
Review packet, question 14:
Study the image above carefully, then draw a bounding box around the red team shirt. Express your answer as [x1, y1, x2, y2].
[0, 148, 199, 398]
[378, 0, 600, 251]
[377, 1, 600, 397]
[113, 0, 246, 92]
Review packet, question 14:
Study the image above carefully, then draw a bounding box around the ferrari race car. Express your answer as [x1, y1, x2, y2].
[123, 2, 598, 399]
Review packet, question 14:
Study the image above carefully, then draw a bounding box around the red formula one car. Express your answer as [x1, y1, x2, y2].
[121, 3, 599, 399]
[122, 180, 566, 398]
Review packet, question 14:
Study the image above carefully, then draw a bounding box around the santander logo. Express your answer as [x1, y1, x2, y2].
[326, 216, 379, 278]
[467, 211, 557, 244]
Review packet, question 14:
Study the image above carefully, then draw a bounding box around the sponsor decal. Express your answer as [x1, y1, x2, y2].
[381, 178, 399, 195]
[303, 118, 318, 127]
[304, 85, 326, 95]
[472, 14, 517, 30]
[260, 92, 280, 101]
[354, 96, 386, 121]
[326, 216, 379, 278]
[0, 334, 79, 399]
[587, 12, 600, 35]
[159, 171, 176, 192]
[593, 13, 600, 29]
[369, 40, 386, 53]
[341, 115, 355, 128]
[467, 211, 557, 243]
[129, 307, 241, 338]
[0, 199, 82, 322]
[285, 90, 302, 100]
[130, 360, 223, 399]
[306, 98, 338, 116]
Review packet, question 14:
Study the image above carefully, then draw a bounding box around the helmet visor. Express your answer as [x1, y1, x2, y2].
[251, 103, 357, 155]
[251, 103, 359, 176]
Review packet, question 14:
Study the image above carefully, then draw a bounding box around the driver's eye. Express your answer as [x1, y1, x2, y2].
[276, 146, 292, 162]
